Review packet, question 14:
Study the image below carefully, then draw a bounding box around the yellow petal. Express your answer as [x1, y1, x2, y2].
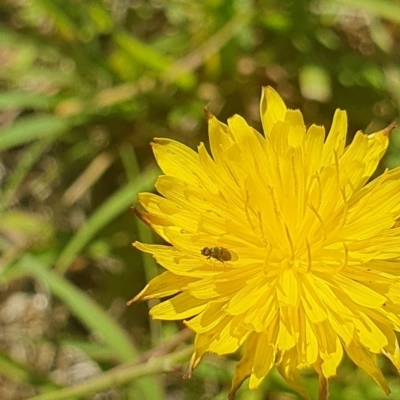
[321, 109, 347, 166]
[332, 274, 386, 308]
[127, 271, 196, 303]
[354, 313, 388, 352]
[150, 292, 206, 320]
[300, 274, 328, 323]
[298, 309, 319, 365]
[207, 115, 233, 165]
[229, 332, 258, 400]
[277, 266, 299, 306]
[313, 320, 343, 376]
[134, 242, 208, 277]
[304, 124, 325, 176]
[277, 306, 297, 350]
[250, 339, 275, 387]
[249, 318, 279, 388]
[260, 86, 287, 135]
[208, 316, 248, 355]
[185, 301, 226, 333]
[152, 138, 214, 192]
[278, 351, 312, 400]
[345, 341, 390, 395]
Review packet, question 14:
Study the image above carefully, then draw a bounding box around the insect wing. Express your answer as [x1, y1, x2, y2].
[225, 249, 238, 262]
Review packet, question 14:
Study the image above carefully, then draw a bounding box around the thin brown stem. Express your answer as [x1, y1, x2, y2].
[318, 373, 329, 400]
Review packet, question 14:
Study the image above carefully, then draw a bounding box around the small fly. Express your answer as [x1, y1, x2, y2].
[201, 246, 238, 264]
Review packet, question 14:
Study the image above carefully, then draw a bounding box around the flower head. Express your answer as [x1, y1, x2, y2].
[129, 87, 400, 398]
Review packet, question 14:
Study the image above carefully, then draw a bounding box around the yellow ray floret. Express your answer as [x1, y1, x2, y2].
[129, 86, 400, 398]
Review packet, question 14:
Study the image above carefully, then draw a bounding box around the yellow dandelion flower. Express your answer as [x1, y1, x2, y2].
[129, 87, 400, 399]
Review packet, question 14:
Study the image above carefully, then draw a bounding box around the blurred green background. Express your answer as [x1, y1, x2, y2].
[1, 0, 400, 399]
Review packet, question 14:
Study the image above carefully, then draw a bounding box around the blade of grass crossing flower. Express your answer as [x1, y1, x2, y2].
[119, 146, 141, 180]
[120, 147, 162, 345]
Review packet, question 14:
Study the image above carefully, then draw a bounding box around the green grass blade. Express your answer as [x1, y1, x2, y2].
[18, 254, 137, 361]
[60, 340, 120, 363]
[0, 139, 54, 212]
[119, 147, 161, 345]
[55, 166, 159, 273]
[0, 91, 54, 110]
[15, 254, 163, 399]
[0, 350, 55, 389]
[0, 115, 69, 151]
[113, 31, 171, 73]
